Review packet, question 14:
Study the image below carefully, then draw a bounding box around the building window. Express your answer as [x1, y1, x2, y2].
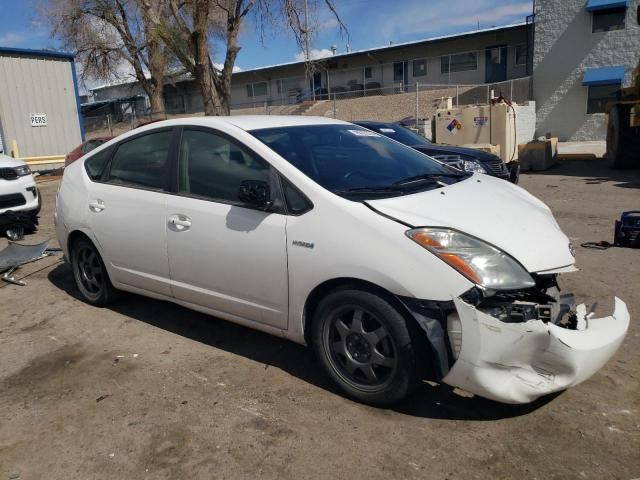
[515, 44, 527, 66]
[587, 84, 620, 114]
[412, 59, 427, 77]
[592, 8, 626, 33]
[441, 52, 478, 73]
[364, 67, 372, 79]
[246, 81, 268, 98]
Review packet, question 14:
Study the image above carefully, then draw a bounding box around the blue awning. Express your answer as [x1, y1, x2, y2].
[582, 66, 626, 86]
[586, 0, 629, 11]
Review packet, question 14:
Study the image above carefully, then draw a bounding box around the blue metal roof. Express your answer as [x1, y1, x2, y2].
[0, 46, 74, 60]
[586, 0, 629, 11]
[582, 66, 626, 86]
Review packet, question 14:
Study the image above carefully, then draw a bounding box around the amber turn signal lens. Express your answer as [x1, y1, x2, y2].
[439, 253, 482, 284]
[410, 231, 443, 248]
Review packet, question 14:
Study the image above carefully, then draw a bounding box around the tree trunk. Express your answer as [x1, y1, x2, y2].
[143, 4, 166, 117]
[148, 85, 165, 117]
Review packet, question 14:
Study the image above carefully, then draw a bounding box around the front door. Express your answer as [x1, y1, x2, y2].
[165, 127, 289, 329]
[393, 61, 409, 89]
[87, 129, 174, 296]
[485, 45, 508, 83]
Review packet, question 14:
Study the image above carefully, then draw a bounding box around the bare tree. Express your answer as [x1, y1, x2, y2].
[45, 0, 170, 115]
[153, 0, 345, 115]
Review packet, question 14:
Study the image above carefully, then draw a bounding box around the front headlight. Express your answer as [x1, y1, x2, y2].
[462, 159, 486, 174]
[13, 165, 31, 177]
[406, 228, 535, 290]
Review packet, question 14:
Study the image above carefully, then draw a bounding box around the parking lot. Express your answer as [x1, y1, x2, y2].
[1, 160, 639, 480]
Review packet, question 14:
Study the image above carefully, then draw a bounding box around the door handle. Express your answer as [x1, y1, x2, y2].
[89, 199, 105, 213]
[168, 214, 192, 231]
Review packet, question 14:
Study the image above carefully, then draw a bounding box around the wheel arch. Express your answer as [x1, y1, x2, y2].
[303, 278, 432, 352]
[67, 229, 94, 255]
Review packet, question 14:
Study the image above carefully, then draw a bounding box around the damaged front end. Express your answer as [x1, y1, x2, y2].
[402, 274, 630, 404]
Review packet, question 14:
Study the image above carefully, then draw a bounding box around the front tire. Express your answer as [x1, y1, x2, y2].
[71, 237, 117, 307]
[312, 288, 424, 406]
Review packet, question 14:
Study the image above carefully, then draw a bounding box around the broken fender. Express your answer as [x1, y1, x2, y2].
[442, 297, 630, 404]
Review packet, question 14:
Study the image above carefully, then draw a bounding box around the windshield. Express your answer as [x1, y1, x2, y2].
[250, 124, 460, 197]
[358, 124, 431, 146]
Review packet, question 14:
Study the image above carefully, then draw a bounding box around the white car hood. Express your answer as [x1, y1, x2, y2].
[366, 174, 575, 273]
[0, 153, 26, 168]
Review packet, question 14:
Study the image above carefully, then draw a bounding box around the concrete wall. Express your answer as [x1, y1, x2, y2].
[0, 53, 83, 158]
[533, 0, 640, 141]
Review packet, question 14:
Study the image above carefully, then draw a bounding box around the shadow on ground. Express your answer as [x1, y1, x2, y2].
[48, 262, 557, 421]
[527, 159, 640, 189]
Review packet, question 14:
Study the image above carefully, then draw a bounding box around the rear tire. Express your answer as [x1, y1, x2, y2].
[71, 237, 117, 307]
[311, 288, 424, 406]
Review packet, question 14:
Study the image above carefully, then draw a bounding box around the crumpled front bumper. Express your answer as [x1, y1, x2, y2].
[442, 297, 630, 404]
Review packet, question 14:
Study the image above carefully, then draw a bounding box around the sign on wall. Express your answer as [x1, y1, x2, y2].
[30, 113, 47, 127]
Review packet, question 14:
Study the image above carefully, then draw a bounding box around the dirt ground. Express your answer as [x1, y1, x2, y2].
[1, 161, 639, 480]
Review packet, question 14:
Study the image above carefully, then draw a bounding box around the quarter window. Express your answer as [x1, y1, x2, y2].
[178, 129, 270, 203]
[592, 8, 626, 33]
[587, 84, 620, 114]
[282, 178, 311, 214]
[84, 147, 112, 181]
[107, 131, 172, 189]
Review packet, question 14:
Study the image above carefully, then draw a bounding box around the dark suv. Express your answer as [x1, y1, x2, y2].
[353, 121, 519, 183]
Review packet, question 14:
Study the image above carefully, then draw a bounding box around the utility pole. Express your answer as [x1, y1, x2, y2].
[303, 0, 314, 100]
[304, 0, 310, 62]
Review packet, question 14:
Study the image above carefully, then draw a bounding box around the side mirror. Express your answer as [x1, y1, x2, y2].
[238, 180, 273, 209]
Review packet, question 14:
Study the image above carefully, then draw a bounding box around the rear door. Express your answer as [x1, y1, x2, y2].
[86, 129, 175, 296]
[165, 127, 289, 329]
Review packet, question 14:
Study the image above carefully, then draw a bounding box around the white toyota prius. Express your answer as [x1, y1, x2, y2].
[55, 116, 629, 406]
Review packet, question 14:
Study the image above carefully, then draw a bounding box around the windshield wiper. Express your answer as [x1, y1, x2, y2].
[393, 172, 467, 186]
[334, 185, 405, 195]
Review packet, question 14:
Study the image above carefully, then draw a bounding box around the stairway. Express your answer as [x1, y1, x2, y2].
[289, 100, 319, 116]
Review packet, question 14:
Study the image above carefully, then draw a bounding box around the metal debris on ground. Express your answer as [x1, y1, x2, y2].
[0, 240, 60, 286]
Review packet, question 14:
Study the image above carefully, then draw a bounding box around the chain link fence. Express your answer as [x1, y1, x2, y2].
[83, 76, 531, 139]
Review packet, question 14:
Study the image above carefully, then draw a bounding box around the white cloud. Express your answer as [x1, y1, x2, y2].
[213, 63, 243, 73]
[294, 48, 334, 62]
[0, 32, 26, 47]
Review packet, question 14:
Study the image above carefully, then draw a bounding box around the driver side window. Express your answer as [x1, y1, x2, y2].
[178, 129, 270, 204]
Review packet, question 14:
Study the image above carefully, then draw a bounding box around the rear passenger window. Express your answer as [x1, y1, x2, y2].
[178, 129, 270, 203]
[84, 147, 112, 181]
[107, 131, 172, 190]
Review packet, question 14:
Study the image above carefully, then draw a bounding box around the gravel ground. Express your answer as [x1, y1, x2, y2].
[1, 161, 639, 480]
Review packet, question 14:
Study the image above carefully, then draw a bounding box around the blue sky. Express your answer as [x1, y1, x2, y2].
[0, 0, 533, 70]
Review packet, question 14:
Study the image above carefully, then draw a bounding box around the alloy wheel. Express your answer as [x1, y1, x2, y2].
[324, 306, 397, 390]
[75, 245, 104, 297]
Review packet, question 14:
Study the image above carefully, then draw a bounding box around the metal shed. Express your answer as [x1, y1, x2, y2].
[0, 47, 84, 168]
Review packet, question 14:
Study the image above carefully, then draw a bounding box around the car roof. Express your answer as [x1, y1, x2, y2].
[129, 115, 351, 134]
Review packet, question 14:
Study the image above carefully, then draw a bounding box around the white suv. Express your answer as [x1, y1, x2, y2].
[0, 153, 40, 238]
[54, 116, 629, 406]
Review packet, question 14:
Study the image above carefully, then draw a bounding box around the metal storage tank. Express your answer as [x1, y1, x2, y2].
[0, 47, 84, 169]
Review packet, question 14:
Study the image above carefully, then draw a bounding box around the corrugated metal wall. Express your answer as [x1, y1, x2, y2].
[0, 53, 82, 157]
